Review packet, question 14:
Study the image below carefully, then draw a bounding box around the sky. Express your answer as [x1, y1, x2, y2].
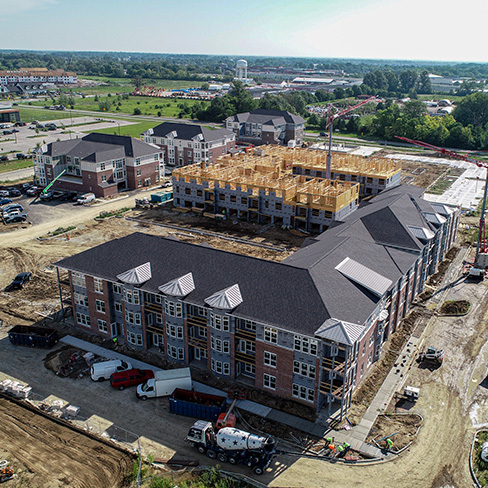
[1, 0, 486, 63]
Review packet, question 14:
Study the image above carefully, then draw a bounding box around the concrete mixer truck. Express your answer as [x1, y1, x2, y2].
[185, 420, 275, 475]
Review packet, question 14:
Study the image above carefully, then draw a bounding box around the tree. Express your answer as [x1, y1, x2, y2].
[131, 75, 143, 91]
[399, 70, 418, 93]
[333, 87, 346, 100]
[133, 107, 142, 115]
[453, 92, 488, 127]
[416, 71, 432, 94]
[98, 100, 112, 111]
[403, 100, 427, 119]
[307, 113, 320, 127]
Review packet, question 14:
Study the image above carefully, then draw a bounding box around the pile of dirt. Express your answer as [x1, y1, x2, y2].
[0, 395, 134, 488]
[43, 345, 92, 379]
[427, 246, 460, 286]
[440, 299, 470, 315]
[366, 413, 422, 451]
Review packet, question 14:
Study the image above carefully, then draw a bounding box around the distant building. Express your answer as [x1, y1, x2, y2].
[235, 59, 248, 81]
[225, 109, 305, 146]
[0, 108, 20, 123]
[142, 122, 235, 168]
[34, 133, 163, 197]
[0, 69, 77, 85]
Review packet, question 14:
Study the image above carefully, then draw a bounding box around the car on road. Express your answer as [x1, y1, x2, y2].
[0, 198, 13, 206]
[9, 272, 32, 290]
[3, 211, 28, 223]
[3, 204, 24, 214]
[110, 369, 155, 390]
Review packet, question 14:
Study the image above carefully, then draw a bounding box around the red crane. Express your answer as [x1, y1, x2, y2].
[325, 97, 378, 179]
[396, 136, 488, 264]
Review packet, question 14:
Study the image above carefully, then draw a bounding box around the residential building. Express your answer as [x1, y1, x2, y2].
[54, 184, 459, 419]
[0, 69, 77, 85]
[0, 82, 49, 97]
[225, 109, 305, 146]
[142, 122, 235, 168]
[34, 133, 163, 197]
[172, 146, 401, 232]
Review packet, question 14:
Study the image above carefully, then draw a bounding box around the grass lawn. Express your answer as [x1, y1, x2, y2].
[19, 107, 84, 123]
[29, 95, 208, 119]
[86, 121, 157, 138]
[0, 159, 33, 174]
[77, 76, 202, 95]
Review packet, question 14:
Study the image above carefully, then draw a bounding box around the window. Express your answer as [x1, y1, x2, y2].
[153, 334, 163, 347]
[113, 284, 122, 295]
[101, 175, 107, 182]
[244, 320, 256, 331]
[155, 313, 163, 324]
[74, 293, 88, 307]
[211, 359, 230, 375]
[124, 289, 139, 305]
[292, 384, 315, 403]
[94, 278, 103, 294]
[155, 164, 159, 172]
[96, 299, 105, 313]
[199, 326, 207, 338]
[76, 312, 90, 327]
[165, 300, 182, 317]
[294, 336, 318, 355]
[223, 363, 230, 375]
[293, 361, 316, 379]
[72, 273, 86, 288]
[264, 351, 277, 367]
[136, 169, 141, 176]
[244, 364, 255, 376]
[239, 340, 255, 354]
[211, 313, 229, 331]
[263, 373, 276, 390]
[100, 163, 106, 171]
[167, 344, 183, 360]
[114, 302, 122, 313]
[167, 324, 184, 339]
[128, 331, 143, 346]
[137, 180, 142, 187]
[135, 158, 141, 166]
[275, 202, 282, 210]
[369, 334, 374, 346]
[155, 295, 163, 304]
[98, 319, 108, 333]
[264, 327, 278, 344]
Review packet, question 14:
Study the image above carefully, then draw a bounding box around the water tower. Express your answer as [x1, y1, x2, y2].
[236, 59, 248, 81]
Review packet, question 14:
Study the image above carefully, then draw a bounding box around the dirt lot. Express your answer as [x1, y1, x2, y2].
[0, 395, 134, 488]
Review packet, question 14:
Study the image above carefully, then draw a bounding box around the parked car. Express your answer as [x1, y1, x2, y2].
[40, 191, 55, 201]
[110, 368, 155, 390]
[90, 359, 132, 382]
[0, 156, 8, 162]
[7, 188, 21, 197]
[4, 211, 28, 223]
[0, 198, 13, 206]
[0, 190, 9, 197]
[9, 272, 31, 290]
[60, 191, 78, 201]
[11, 129, 19, 133]
[161, 181, 172, 188]
[2, 130, 12, 135]
[13, 122, 26, 127]
[3, 204, 24, 214]
[16, 153, 27, 160]
[76, 192, 96, 205]
[26, 186, 42, 196]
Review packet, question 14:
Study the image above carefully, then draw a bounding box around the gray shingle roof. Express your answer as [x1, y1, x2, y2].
[43, 133, 159, 161]
[148, 122, 234, 142]
[227, 109, 305, 126]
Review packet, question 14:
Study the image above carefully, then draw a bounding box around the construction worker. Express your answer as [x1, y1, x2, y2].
[386, 438, 393, 449]
[112, 337, 118, 346]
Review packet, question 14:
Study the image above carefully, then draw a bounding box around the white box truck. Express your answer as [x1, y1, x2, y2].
[136, 367, 192, 400]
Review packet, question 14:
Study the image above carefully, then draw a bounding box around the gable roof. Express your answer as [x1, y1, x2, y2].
[147, 122, 234, 142]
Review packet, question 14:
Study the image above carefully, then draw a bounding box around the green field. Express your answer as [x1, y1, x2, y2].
[86, 121, 157, 138]
[29, 95, 208, 119]
[72, 76, 203, 96]
[0, 159, 33, 174]
[19, 107, 84, 123]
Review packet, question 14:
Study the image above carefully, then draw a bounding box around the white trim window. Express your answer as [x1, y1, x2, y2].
[167, 345, 184, 360]
[239, 340, 255, 354]
[244, 364, 255, 376]
[294, 335, 318, 355]
[155, 294, 163, 304]
[263, 373, 276, 390]
[95, 299, 105, 313]
[152, 334, 163, 347]
[98, 319, 108, 333]
[264, 327, 278, 344]
[93, 278, 103, 294]
[292, 384, 315, 403]
[76, 312, 90, 327]
[167, 324, 184, 339]
[114, 302, 122, 313]
[211, 313, 230, 331]
[264, 351, 277, 368]
[72, 273, 86, 288]
[165, 300, 182, 317]
[124, 289, 140, 305]
[127, 331, 143, 346]
[125, 311, 141, 325]
[293, 361, 316, 379]
[113, 283, 122, 295]
[74, 293, 88, 307]
[211, 359, 230, 375]
[155, 313, 163, 324]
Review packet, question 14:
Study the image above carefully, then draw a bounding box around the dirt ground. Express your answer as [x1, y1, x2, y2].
[0, 395, 134, 488]
[366, 414, 422, 451]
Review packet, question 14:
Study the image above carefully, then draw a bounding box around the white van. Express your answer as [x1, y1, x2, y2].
[90, 359, 132, 382]
[76, 193, 96, 205]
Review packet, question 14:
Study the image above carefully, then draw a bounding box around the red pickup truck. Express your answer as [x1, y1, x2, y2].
[110, 368, 154, 390]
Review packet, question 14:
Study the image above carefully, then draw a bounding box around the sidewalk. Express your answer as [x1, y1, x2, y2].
[61, 335, 385, 459]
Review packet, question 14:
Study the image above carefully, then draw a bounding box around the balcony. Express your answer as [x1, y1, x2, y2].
[235, 328, 256, 340]
[188, 336, 207, 349]
[187, 315, 207, 327]
[236, 350, 256, 365]
[144, 302, 163, 314]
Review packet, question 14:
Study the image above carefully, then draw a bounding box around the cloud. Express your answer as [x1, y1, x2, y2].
[0, 0, 57, 16]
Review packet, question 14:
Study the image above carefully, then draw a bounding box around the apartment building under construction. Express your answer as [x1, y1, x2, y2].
[172, 146, 401, 233]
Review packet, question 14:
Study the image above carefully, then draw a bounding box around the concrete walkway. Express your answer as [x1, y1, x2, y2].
[60, 335, 385, 459]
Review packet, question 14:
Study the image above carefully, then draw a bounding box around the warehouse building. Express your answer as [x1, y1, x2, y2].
[54, 184, 459, 419]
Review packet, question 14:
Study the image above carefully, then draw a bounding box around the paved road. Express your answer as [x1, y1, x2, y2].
[0, 167, 34, 182]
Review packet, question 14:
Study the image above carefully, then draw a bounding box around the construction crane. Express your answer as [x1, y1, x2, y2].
[325, 96, 378, 179]
[396, 136, 488, 265]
